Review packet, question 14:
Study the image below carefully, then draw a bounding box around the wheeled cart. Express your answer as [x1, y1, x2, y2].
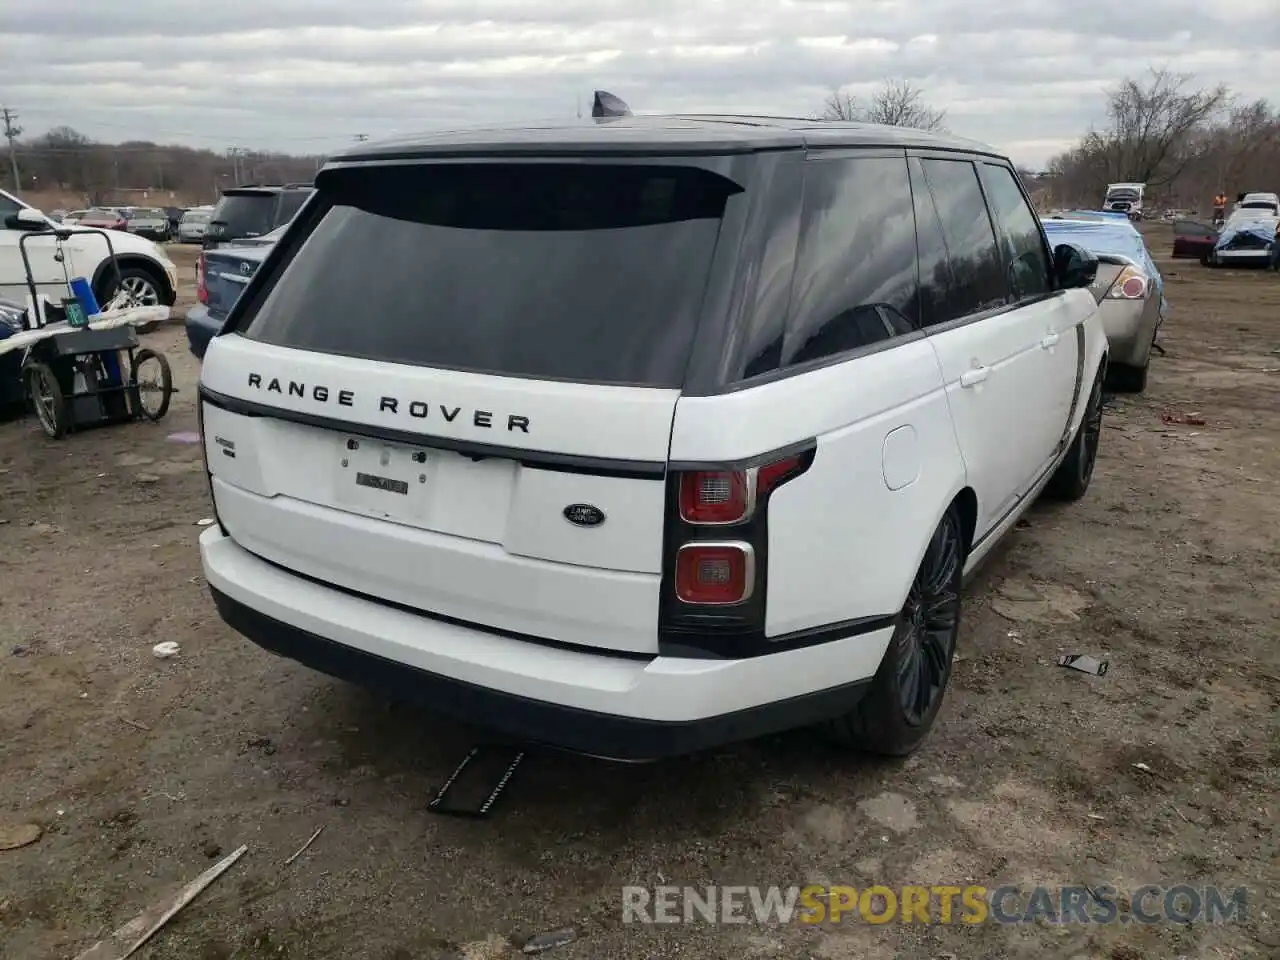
[1, 224, 174, 439]
[20, 327, 172, 439]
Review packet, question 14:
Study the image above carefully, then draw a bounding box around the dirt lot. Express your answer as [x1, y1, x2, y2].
[1, 229, 1277, 959]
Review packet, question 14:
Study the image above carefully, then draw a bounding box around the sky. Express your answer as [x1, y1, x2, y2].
[2, 0, 1278, 169]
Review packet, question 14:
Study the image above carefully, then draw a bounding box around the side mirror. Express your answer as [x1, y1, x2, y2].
[1053, 242, 1098, 289]
[3, 208, 49, 231]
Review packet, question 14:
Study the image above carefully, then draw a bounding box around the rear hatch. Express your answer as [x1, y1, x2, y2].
[204, 190, 278, 247]
[203, 246, 271, 321]
[200, 159, 745, 654]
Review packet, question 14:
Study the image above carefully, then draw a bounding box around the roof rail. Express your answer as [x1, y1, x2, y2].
[282, 182, 314, 189]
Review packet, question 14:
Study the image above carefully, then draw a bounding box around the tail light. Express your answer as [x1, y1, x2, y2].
[675, 543, 755, 604]
[660, 443, 815, 656]
[196, 253, 208, 304]
[678, 455, 808, 525]
[1107, 265, 1147, 300]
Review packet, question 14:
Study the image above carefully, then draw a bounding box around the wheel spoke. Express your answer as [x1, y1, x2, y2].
[925, 589, 959, 627]
[921, 628, 952, 678]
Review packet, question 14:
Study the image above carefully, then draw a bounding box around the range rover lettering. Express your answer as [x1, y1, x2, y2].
[196, 116, 1107, 760]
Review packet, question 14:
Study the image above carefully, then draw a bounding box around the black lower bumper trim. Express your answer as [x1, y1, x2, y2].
[210, 586, 872, 761]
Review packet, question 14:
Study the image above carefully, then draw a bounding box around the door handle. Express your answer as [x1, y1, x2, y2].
[1041, 332, 1060, 349]
[960, 367, 989, 388]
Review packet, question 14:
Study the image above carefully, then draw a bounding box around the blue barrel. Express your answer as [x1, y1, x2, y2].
[69, 277, 101, 315]
[68, 277, 123, 387]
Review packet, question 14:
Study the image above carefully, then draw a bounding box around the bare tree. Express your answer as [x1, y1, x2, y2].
[1043, 67, 1262, 209]
[820, 80, 947, 132]
[1098, 67, 1230, 185]
[863, 79, 947, 132]
[820, 87, 859, 121]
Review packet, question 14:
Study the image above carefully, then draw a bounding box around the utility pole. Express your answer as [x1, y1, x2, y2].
[2, 106, 21, 191]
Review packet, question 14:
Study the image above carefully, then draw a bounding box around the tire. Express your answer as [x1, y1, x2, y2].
[1046, 367, 1104, 502]
[25, 362, 67, 439]
[95, 263, 167, 308]
[128, 349, 173, 421]
[1108, 361, 1148, 394]
[826, 504, 964, 756]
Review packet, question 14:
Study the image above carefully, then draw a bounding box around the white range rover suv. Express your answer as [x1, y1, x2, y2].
[0, 188, 178, 308]
[196, 118, 1108, 760]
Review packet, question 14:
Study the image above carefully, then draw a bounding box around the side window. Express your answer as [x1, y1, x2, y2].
[915, 158, 1010, 325]
[781, 155, 918, 369]
[909, 158, 958, 328]
[980, 163, 1052, 300]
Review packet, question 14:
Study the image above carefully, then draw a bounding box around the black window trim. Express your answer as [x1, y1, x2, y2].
[712, 326, 930, 394]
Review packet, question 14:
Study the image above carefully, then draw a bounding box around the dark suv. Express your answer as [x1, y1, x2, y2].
[203, 183, 313, 249]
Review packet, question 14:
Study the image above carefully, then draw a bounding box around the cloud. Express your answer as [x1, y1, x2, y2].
[2, 0, 1276, 166]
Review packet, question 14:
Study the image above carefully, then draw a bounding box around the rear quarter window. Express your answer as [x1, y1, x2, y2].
[240, 162, 743, 387]
[778, 154, 918, 369]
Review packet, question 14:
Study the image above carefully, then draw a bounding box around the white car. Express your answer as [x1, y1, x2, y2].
[196, 118, 1108, 760]
[0, 189, 178, 308]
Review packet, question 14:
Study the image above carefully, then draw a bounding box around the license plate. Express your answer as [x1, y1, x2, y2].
[355, 472, 408, 496]
[334, 437, 426, 519]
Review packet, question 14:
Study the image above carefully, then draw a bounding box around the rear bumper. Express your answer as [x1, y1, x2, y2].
[200, 528, 886, 760]
[1099, 297, 1160, 367]
[1214, 248, 1270, 262]
[185, 304, 222, 359]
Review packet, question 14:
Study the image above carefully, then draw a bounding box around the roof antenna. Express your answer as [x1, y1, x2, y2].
[576, 93, 582, 119]
[591, 91, 631, 120]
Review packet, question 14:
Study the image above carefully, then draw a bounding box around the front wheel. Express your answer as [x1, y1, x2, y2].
[96, 265, 167, 309]
[826, 505, 964, 756]
[128, 349, 173, 421]
[1046, 367, 1104, 501]
[25, 362, 67, 439]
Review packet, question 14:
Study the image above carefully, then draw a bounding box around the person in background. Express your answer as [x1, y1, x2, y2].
[1271, 220, 1280, 272]
[1213, 193, 1226, 222]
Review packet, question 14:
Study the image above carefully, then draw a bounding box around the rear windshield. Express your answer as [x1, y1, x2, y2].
[1106, 188, 1139, 200]
[211, 193, 276, 235]
[182, 210, 212, 223]
[275, 189, 312, 224]
[241, 163, 740, 387]
[1241, 201, 1276, 210]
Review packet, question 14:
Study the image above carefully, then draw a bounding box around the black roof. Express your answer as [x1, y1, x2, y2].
[328, 115, 1001, 163]
[223, 182, 314, 193]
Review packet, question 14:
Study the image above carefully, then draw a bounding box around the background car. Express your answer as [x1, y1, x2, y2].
[165, 206, 186, 237]
[127, 206, 172, 241]
[202, 183, 312, 248]
[61, 209, 90, 226]
[1042, 215, 1165, 393]
[1, 188, 179, 308]
[0, 296, 26, 412]
[76, 208, 129, 231]
[185, 226, 284, 357]
[1172, 219, 1219, 262]
[178, 207, 214, 243]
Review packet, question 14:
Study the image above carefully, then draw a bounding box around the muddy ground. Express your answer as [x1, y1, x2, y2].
[1, 230, 1277, 959]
